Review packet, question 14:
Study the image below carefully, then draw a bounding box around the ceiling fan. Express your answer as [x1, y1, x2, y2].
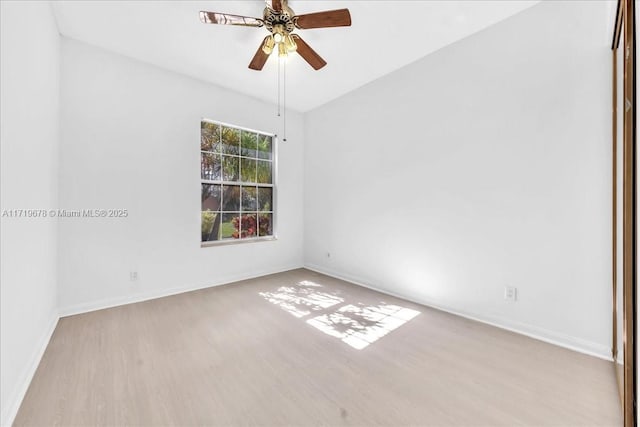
[199, 0, 351, 71]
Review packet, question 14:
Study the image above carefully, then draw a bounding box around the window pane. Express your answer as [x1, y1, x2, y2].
[201, 211, 220, 241]
[221, 185, 240, 211]
[201, 184, 221, 211]
[257, 187, 272, 211]
[221, 213, 240, 239]
[221, 126, 240, 155]
[257, 160, 272, 184]
[222, 155, 239, 181]
[241, 213, 258, 238]
[201, 122, 221, 152]
[258, 213, 273, 236]
[242, 186, 257, 211]
[241, 131, 258, 158]
[240, 157, 256, 183]
[257, 134, 272, 160]
[201, 153, 221, 181]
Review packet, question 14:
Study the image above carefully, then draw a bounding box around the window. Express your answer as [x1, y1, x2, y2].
[201, 120, 275, 244]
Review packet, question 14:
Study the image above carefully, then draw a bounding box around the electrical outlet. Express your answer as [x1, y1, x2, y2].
[504, 286, 517, 302]
[130, 271, 138, 281]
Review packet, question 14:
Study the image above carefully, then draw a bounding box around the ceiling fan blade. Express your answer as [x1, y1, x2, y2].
[294, 9, 351, 29]
[291, 35, 327, 70]
[264, 0, 283, 11]
[248, 37, 271, 70]
[199, 11, 263, 27]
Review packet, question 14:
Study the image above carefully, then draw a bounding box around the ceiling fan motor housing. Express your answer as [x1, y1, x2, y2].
[263, 7, 296, 34]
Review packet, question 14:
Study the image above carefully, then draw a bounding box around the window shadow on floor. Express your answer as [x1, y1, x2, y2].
[259, 280, 420, 349]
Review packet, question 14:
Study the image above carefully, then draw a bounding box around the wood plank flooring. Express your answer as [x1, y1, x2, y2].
[14, 269, 622, 426]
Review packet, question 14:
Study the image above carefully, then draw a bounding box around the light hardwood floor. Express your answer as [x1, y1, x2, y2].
[15, 269, 621, 426]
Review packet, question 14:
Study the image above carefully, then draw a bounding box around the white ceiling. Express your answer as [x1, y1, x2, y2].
[52, 1, 539, 112]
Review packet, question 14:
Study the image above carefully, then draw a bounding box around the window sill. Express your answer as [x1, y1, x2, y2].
[200, 236, 277, 248]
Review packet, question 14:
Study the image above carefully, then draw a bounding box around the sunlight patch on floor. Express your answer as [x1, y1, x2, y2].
[260, 281, 420, 349]
[307, 304, 420, 349]
[259, 281, 344, 318]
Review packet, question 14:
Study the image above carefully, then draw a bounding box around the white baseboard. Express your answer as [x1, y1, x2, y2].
[1, 311, 59, 427]
[58, 264, 304, 318]
[304, 263, 612, 361]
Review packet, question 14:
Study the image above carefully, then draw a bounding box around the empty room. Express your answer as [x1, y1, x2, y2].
[0, 0, 637, 426]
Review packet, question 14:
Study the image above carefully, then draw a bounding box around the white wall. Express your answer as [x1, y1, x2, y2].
[58, 39, 304, 314]
[304, 1, 612, 357]
[0, 2, 61, 425]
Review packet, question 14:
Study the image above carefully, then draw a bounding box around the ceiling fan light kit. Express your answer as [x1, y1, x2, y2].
[199, 0, 351, 70]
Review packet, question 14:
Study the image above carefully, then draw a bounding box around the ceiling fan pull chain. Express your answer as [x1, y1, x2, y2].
[283, 59, 287, 142]
[277, 57, 281, 117]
